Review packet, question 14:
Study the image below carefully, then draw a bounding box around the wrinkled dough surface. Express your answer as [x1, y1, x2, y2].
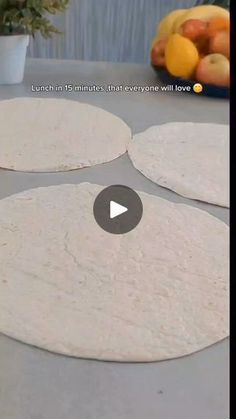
[0, 183, 229, 362]
[0, 98, 130, 172]
[128, 123, 229, 207]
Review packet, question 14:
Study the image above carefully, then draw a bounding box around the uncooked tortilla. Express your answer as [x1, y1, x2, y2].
[0, 98, 131, 172]
[128, 123, 229, 207]
[0, 183, 229, 362]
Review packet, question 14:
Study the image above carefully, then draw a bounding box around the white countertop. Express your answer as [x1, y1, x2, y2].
[0, 58, 229, 419]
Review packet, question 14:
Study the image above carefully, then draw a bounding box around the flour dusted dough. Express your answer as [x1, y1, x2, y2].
[0, 98, 130, 172]
[128, 123, 229, 207]
[0, 183, 229, 362]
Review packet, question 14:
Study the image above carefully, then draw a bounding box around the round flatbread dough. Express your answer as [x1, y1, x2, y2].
[0, 98, 131, 172]
[128, 123, 229, 208]
[0, 183, 229, 362]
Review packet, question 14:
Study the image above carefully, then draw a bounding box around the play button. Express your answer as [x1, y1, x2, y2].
[93, 185, 143, 234]
[110, 201, 128, 219]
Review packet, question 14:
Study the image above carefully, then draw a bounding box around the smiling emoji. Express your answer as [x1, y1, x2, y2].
[193, 83, 203, 94]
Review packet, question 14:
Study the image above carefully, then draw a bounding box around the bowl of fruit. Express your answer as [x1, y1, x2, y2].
[151, 3, 230, 98]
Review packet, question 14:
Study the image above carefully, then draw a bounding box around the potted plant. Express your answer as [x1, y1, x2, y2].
[0, 0, 69, 85]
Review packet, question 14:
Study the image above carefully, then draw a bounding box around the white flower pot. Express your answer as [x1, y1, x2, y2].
[0, 35, 29, 85]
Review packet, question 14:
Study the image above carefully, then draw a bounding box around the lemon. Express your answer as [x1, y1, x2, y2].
[165, 34, 199, 78]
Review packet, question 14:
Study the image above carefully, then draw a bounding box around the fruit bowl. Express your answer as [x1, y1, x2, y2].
[151, 4, 230, 99]
[152, 65, 229, 99]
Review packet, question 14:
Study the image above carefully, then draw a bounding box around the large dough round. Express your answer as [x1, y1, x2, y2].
[0, 183, 229, 362]
[0, 98, 130, 172]
[128, 123, 229, 207]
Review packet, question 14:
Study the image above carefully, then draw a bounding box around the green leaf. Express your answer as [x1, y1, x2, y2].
[0, 0, 70, 36]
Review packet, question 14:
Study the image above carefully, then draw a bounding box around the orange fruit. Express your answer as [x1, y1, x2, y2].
[208, 17, 230, 36]
[165, 33, 200, 78]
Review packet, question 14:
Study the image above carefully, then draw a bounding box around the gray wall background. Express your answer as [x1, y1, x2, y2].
[28, 0, 200, 63]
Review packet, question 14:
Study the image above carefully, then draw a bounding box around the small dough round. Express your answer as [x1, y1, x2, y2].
[128, 123, 229, 207]
[0, 183, 229, 362]
[0, 98, 131, 172]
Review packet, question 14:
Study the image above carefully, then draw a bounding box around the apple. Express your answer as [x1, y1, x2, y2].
[196, 53, 230, 87]
[209, 30, 230, 59]
[151, 38, 168, 67]
[180, 19, 208, 41]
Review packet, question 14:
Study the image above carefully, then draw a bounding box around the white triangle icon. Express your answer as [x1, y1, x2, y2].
[110, 201, 128, 219]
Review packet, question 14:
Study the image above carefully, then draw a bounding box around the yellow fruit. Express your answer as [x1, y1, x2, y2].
[165, 34, 200, 78]
[174, 5, 230, 33]
[155, 9, 187, 40]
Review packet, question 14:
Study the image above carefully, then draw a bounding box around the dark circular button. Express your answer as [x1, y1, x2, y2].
[93, 185, 143, 235]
